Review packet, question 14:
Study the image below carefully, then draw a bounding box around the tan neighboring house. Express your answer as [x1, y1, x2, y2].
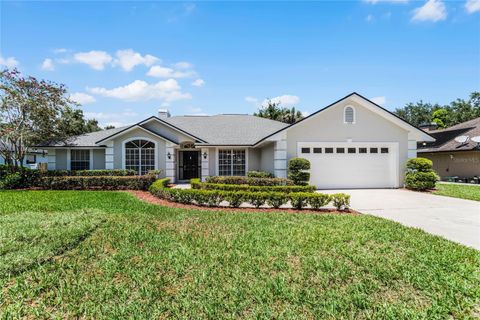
[417, 117, 480, 181]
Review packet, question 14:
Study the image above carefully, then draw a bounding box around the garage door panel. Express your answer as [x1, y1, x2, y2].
[298, 143, 397, 189]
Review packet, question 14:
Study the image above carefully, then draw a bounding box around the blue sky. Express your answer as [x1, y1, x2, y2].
[1, 0, 479, 127]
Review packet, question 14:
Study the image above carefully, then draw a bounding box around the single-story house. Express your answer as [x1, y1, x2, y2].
[38, 92, 434, 189]
[418, 117, 480, 180]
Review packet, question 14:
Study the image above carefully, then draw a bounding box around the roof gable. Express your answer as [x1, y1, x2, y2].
[255, 92, 435, 145]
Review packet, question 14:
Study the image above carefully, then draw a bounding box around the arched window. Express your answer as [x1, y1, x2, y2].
[344, 106, 355, 124]
[180, 142, 196, 149]
[124, 139, 155, 175]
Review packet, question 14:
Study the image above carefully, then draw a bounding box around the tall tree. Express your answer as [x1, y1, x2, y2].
[57, 106, 101, 137]
[0, 69, 98, 167]
[254, 99, 304, 124]
[431, 108, 451, 128]
[393, 101, 443, 127]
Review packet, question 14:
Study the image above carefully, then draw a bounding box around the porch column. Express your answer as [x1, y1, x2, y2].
[166, 142, 176, 183]
[105, 141, 114, 169]
[47, 149, 56, 170]
[201, 148, 209, 182]
[274, 139, 288, 178]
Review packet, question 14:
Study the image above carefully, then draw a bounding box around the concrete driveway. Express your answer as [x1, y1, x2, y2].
[324, 189, 480, 250]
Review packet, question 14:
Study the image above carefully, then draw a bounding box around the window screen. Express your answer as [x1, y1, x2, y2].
[344, 106, 355, 123]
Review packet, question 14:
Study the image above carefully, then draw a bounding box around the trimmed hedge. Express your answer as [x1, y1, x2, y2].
[247, 171, 274, 178]
[43, 169, 137, 176]
[40, 175, 156, 190]
[191, 178, 316, 193]
[205, 176, 294, 186]
[150, 178, 350, 210]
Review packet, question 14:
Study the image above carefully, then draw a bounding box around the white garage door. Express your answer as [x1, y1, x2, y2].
[297, 142, 399, 189]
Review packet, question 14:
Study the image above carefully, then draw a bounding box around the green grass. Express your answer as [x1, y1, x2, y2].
[0, 191, 479, 319]
[434, 183, 480, 201]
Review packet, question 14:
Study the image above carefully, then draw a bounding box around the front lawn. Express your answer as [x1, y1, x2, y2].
[434, 183, 480, 201]
[0, 191, 478, 319]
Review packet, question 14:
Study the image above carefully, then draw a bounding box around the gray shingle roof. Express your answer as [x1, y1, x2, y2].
[418, 117, 480, 153]
[163, 114, 288, 145]
[38, 126, 129, 147]
[38, 114, 288, 147]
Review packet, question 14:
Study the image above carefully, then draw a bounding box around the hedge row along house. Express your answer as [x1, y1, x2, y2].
[37, 92, 434, 189]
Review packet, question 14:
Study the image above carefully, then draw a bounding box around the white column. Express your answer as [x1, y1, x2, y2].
[408, 140, 417, 159]
[274, 139, 288, 178]
[201, 148, 209, 182]
[105, 141, 114, 169]
[66, 148, 71, 170]
[47, 149, 56, 170]
[166, 143, 176, 183]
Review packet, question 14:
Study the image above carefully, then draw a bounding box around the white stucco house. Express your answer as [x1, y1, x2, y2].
[38, 93, 434, 189]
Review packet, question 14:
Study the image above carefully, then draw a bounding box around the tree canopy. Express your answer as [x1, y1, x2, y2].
[0, 69, 101, 166]
[254, 100, 304, 124]
[394, 92, 480, 128]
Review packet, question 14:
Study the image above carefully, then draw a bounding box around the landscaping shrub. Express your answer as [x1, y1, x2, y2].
[405, 157, 438, 191]
[225, 192, 246, 208]
[331, 193, 350, 210]
[247, 171, 274, 178]
[150, 178, 348, 211]
[308, 194, 331, 210]
[0, 165, 40, 189]
[406, 158, 434, 173]
[245, 192, 269, 208]
[266, 193, 289, 209]
[405, 172, 438, 191]
[206, 176, 293, 186]
[43, 169, 137, 177]
[288, 158, 311, 186]
[290, 192, 311, 210]
[191, 179, 315, 193]
[40, 175, 155, 190]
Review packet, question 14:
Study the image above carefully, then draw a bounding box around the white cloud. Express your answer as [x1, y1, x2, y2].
[0, 55, 19, 68]
[74, 50, 113, 70]
[192, 79, 205, 87]
[301, 111, 310, 117]
[364, 0, 408, 4]
[263, 95, 300, 107]
[70, 92, 96, 105]
[146, 65, 196, 78]
[370, 96, 386, 106]
[366, 14, 374, 22]
[41, 58, 55, 71]
[88, 79, 191, 102]
[113, 49, 159, 71]
[175, 61, 193, 69]
[245, 96, 259, 104]
[465, 0, 480, 13]
[411, 0, 447, 22]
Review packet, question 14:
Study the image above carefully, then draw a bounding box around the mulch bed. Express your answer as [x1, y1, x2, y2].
[126, 190, 358, 215]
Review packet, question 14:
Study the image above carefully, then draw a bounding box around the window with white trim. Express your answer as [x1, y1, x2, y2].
[71, 150, 90, 170]
[344, 106, 355, 124]
[218, 149, 246, 176]
[125, 140, 155, 175]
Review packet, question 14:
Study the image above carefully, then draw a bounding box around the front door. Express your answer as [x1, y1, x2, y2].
[180, 151, 200, 180]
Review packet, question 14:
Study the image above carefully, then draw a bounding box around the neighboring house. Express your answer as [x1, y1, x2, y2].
[418, 117, 480, 180]
[38, 93, 433, 189]
[0, 142, 48, 169]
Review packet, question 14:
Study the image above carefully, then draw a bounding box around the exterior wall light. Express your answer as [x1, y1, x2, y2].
[203, 152, 208, 159]
[167, 152, 172, 159]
